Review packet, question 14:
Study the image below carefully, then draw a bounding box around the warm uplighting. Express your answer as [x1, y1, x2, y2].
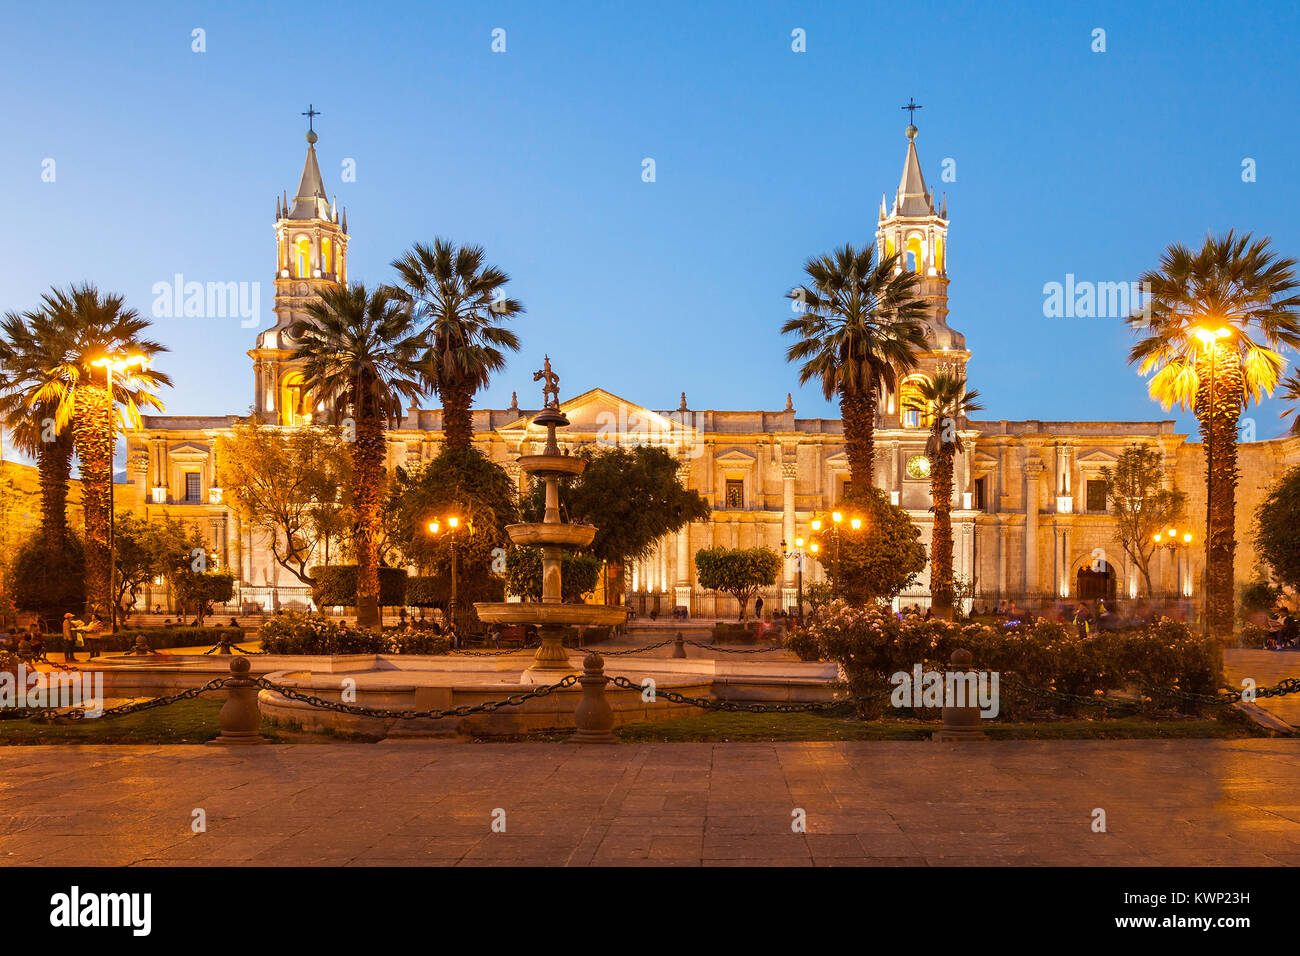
[1152, 532, 1162, 543]
[1193, 325, 1231, 347]
[832, 511, 843, 524]
[428, 520, 440, 535]
[849, 517, 862, 530]
[92, 354, 150, 373]
[809, 542, 819, 554]
[447, 516, 459, 529]
[810, 518, 822, 532]
[1183, 532, 1192, 544]
[795, 537, 804, 548]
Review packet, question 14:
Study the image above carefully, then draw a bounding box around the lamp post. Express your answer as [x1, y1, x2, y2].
[427, 514, 468, 626]
[91, 354, 148, 633]
[1193, 325, 1231, 638]
[1152, 527, 1194, 600]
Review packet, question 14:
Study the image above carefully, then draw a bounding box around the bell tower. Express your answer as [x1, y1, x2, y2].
[249, 111, 349, 426]
[875, 116, 970, 425]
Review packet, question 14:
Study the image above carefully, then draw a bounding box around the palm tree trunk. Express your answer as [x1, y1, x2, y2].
[72, 382, 113, 617]
[839, 384, 877, 490]
[440, 381, 474, 450]
[351, 411, 386, 629]
[1195, 348, 1242, 636]
[37, 428, 75, 554]
[930, 446, 956, 619]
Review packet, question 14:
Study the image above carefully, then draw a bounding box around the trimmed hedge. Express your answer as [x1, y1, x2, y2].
[258, 611, 450, 655]
[787, 601, 1223, 717]
[309, 566, 408, 608]
[81, 628, 244, 652]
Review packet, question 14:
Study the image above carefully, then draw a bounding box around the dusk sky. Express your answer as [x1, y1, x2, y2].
[3, 0, 1299, 451]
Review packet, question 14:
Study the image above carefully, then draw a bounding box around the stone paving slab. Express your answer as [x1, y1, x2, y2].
[2, 739, 1299, 866]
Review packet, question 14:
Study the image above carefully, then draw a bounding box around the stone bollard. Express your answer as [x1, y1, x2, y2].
[568, 651, 618, 745]
[671, 631, 686, 659]
[932, 648, 988, 742]
[211, 656, 267, 745]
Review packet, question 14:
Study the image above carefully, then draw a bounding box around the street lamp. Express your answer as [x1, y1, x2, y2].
[1152, 526, 1194, 599]
[1193, 323, 1231, 638]
[427, 514, 469, 625]
[91, 353, 149, 633]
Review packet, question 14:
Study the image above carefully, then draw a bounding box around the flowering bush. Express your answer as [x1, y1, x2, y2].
[259, 611, 450, 655]
[786, 600, 1223, 716]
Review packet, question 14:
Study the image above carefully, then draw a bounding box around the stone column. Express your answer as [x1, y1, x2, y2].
[781, 462, 797, 586]
[1023, 458, 1044, 596]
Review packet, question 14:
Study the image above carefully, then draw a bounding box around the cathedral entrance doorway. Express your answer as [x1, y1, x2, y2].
[1075, 562, 1117, 602]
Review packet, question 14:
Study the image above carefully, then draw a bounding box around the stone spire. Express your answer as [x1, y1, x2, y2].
[288, 128, 332, 221]
[893, 124, 935, 217]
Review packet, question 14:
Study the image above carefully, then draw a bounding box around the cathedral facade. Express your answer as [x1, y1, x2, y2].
[123, 126, 1300, 617]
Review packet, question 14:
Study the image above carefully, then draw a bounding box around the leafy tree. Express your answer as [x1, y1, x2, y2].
[904, 371, 983, 619]
[783, 243, 928, 486]
[10, 533, 85, 624]
[1127, 230, 1300, 633]
[21, 285, 171, 621]
[1256, 465, 1300, 594]
[506, 547, 602, 602]
[694, 546, 781, 620]
[1098, 445, 1186, 597]
[387, 445, 517, 576]
[110, 511, 188, 619]
[171, 570, 235, 626]
[216, 419, 353, 585]
[817, 488, 927, 604]
[387, 239, 524, 449]
[309, 565, 408, 610]
[292, 283, 426, 629]
[524, 445, 710, 603]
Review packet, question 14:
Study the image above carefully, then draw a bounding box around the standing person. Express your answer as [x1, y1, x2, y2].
[1072, 602, 1092, 638]
[62, 613, 77, 663]
[84, 613, 104, 660]
[754, 596, 764, 621]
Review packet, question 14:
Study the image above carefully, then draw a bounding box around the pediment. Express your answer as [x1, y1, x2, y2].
[167, 442, 211, 460]
[1077, 449, 1119, 466]
[499, 388, 681, 441]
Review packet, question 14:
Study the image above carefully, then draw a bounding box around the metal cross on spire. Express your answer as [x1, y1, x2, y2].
[901, 97, 923, 124]
[302, 104, 321, 132]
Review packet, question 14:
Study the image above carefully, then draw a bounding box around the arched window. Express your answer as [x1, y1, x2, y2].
[899, 375, 932, 429]
[934, 237, 944, 273]
[279, 371, 311, 426]
[885, 238, 896, 260]
[905, 235, 924, 274]
[295, 237, 311, 278]
[322, 237, 333, 276]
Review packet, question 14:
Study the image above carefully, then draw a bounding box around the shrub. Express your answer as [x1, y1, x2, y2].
[92, 628, 244, 652]
[11, 535, 85, 623]
[786, 601, 1223, 717]
[310, 566, 408, 609]
[258, 611, 450, 655]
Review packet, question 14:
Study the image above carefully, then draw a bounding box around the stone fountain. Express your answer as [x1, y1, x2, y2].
[475, 358, 626, 681]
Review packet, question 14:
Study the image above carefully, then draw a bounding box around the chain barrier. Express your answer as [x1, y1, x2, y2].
[604, 674, 884, 713]
[252, 674, 580, 720]
[0, 677, 233, 724]
[683, 639, 787, 656]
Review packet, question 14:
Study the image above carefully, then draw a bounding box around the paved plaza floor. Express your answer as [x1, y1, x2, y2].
[3, 738, 1300, 866]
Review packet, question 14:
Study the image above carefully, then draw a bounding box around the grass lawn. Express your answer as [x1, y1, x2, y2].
[0, 700, 1269, 745]
[0, 699, 285, 745]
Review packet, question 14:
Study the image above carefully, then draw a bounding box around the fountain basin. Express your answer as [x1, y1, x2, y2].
[473, 602, 627, 627]
[517, 453, 586, 477]
[506, 522, 596, 548]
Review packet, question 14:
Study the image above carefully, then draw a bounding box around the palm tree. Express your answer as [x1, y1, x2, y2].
[387, 240, 523, 449]
[292, 283, 426, 629]
[0, 310, 77, 553]
[30, 285, 171, 620]
[783, 243, 929, 487]
[904, 371, 983, 620]
[1127, 230, 1300, 634]
[1278, 369, 1300, 435]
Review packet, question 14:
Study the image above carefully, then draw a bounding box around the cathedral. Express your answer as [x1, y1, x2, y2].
[123, 123, 1300, 617]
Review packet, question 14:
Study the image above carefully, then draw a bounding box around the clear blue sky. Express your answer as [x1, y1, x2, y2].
[3, 0, 1299, 445]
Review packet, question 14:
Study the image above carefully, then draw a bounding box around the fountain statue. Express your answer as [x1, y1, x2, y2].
[475, 360, 626, 680]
